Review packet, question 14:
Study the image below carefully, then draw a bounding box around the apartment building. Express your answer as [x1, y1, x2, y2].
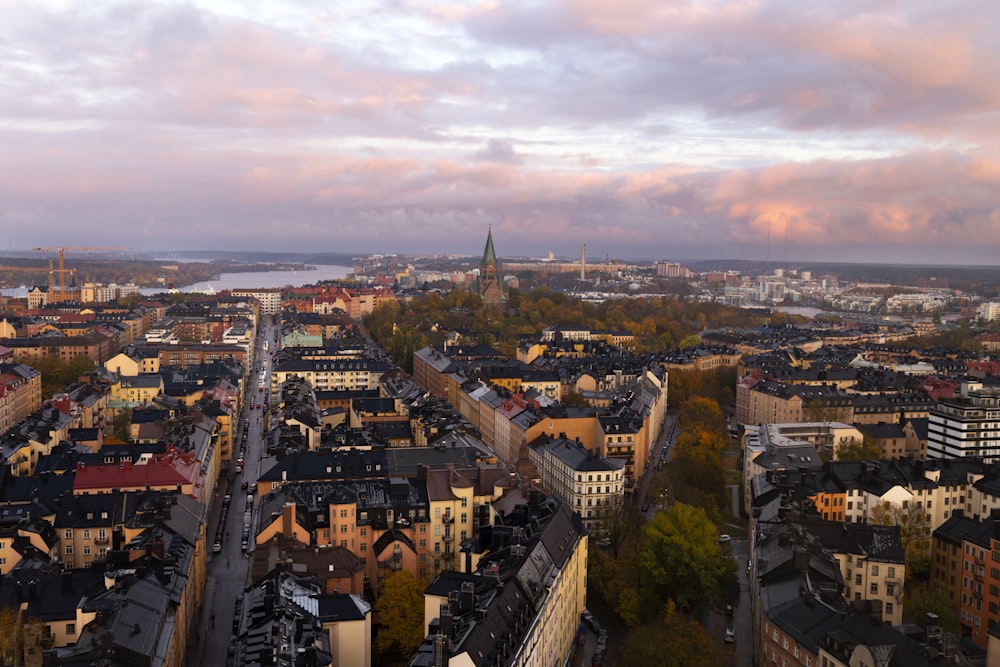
[271, 357, 392, 394]
[409, 493, 587, 667]
[526, 434, 625, 534]
[929, 388, 1000, 462]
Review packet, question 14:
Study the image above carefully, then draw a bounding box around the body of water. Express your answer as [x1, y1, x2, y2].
[771, 305, 830, 318]
[140, 264, 353, 295]
[0, 264, 352, 299]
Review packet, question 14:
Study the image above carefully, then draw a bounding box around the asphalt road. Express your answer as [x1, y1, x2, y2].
[189, 322, 276, 666]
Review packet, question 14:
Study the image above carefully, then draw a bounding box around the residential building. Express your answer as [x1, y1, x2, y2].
[526, 434, 625, 534]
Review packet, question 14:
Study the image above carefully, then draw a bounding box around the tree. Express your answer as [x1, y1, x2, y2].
[835, 435, 880, 461]
[0, 607, 23, 666]
[375, 570, 426, 658]
[905, 580, 957, 632]
[870, 500, 930, 576]
[617, 600, 724, 667]
[594, 495, 642, 559]
[17, 354, 95, 399]
[111, 410, 132, 444]
[640, 502, 736, 612]
[677, 397, 727, 437]
[560, 391, 588, 408]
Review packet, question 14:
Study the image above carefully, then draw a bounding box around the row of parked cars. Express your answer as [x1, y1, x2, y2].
[581, 610, 607, 665]
[212, 490, 234, 553]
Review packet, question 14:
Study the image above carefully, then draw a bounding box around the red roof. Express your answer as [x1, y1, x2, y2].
[73, 447, 201, 493]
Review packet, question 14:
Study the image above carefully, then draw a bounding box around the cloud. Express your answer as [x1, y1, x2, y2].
[0, 1, 997, 264]
[471, 138, 523, 164]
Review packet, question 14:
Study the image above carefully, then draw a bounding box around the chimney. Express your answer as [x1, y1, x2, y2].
[461, 581, 475, 612]
[440, 603, 453, 639]
[283, 502, 295, 536]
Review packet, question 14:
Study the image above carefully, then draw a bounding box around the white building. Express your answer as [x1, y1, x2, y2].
[928, 388, 1000, 462]
[527, 434, 625, 533]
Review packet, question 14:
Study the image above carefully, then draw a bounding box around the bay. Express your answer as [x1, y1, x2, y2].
[0, 264, 353, 299]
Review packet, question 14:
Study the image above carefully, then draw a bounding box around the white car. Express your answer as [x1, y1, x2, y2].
[724, 626, 735, 643]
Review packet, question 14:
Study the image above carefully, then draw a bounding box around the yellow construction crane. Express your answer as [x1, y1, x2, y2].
[32, 246, 130, 302]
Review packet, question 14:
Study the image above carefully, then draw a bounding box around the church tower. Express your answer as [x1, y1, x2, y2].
[479, 227, 506, 307]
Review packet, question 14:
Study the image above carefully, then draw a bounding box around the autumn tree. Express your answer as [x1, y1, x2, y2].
[0, 607, 23, 666]
[870, 500, 930, 576]
[640, 502, 736, 612]
[905, 580, 957, 632]
[110, 411, 132, 444]
[835, 435, 881, 462]
[803, 398, 853, 426]
[617, 600, 724, 667]
[677, 397, 727, 438]
[595, 495, 643, 560]
[375, 570, 427, 659]
[17, 354, 95, 399]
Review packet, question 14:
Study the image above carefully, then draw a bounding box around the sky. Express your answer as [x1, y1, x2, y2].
[2, 1, 999, 265]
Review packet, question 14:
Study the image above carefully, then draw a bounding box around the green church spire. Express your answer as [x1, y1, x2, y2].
[481, 226, 498, 268]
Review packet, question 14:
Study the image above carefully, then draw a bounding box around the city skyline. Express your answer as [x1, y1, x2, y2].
[2, 1, 999, 264]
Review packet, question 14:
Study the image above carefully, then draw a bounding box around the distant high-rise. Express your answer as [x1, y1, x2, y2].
[478, 227, 506, 307]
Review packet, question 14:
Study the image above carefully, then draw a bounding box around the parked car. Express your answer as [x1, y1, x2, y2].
[212, 541, 222, 553]
[718, 534, 731, 544]
[724, 626, 735, 643]
[725, 603, 734, 617]
[581, 610, 597, 632]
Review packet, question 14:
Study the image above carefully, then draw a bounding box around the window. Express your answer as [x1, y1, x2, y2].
[461, 498, 468, 507]
[360, 527, 367, 537]
[82, 530, 91, 540]
[419, 539, 426, 548]
[83, 546, 91, 556]
[870, 583, 879, 595]
[855, 574, 862, 585]
[887, 566, 895, 578]
[340, 540, 347, 548]
[65, 545, 73, 555]
[887, 583, 895, 596]
[360, 543, 366, 552]
[65, 530, 73, 539]
[340, 509, 348, 518]
[66, 623, 75, 635]
[872, 565, 879, 576]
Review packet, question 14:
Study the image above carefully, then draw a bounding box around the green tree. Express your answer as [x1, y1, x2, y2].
[640, 502, 736, 612]
[375, 570, 426, 658]
[870, 500, 930, 577]
[617, 600, 724, 666]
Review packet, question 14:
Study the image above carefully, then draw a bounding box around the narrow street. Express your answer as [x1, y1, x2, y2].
[188, 320, 276, 666]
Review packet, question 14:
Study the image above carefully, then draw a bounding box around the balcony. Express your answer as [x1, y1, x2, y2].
[94, 536, 109, 545]
[443, 532, 452, 542]
[379, 552, 403, 571]
[442, 514, 454, 524]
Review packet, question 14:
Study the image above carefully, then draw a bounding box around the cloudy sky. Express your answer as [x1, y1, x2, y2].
[2, 1, 999, 264]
